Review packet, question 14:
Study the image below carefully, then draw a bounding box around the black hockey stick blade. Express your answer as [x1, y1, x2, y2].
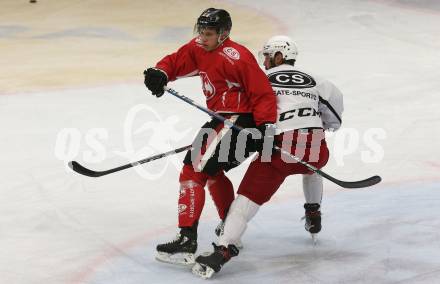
[68, 161, 109, 177]
[341, 175, 382, 188]
[319, 171, 382, 188]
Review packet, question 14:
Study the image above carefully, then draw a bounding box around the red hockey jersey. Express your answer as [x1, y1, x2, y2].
[155, 38, 276, 126]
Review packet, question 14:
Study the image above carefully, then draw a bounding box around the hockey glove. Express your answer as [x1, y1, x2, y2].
[255, 123, 276, 154]
[143, 68, 168, 97]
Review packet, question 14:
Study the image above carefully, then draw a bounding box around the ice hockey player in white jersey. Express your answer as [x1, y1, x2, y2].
[192, 35, 344, 279]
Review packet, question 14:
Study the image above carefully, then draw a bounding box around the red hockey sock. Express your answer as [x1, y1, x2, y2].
[178, 164, 208, 227]
[207, 171, 235, 220]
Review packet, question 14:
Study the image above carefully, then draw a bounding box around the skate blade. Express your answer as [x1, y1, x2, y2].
[235, 239, 244, 249]
[192, 263, 215, 279]
[155, 252, 195, 266]
[311, 234, 318, 245]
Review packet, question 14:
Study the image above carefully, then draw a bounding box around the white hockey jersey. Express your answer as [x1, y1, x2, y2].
[266, 64, 344, 134]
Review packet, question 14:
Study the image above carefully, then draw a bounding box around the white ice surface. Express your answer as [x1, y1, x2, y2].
[1, 1, 440, 283]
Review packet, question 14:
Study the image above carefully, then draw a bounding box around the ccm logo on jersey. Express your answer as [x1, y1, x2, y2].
[279, 107, 320, 121]
[268, 70, 316, 89]
[223, 47, 240, 60]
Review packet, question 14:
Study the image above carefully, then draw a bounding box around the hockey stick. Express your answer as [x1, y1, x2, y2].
[68, 144, 192, 177]
[165, 87, 381, 189]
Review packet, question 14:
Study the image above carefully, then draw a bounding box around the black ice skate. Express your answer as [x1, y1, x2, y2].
[192, 243, 239, 279]
[155, 227, 197, 266]
[303, 203, 322, 243]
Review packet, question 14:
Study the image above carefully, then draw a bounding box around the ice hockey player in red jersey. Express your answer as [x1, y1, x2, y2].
[143, 8, 277, 265]
[193, 35, 344, 279]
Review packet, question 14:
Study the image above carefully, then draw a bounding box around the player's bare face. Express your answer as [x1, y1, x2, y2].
[198, 28, 220, 51]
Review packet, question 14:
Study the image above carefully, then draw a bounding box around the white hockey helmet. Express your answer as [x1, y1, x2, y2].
[259, 35, 298, 63]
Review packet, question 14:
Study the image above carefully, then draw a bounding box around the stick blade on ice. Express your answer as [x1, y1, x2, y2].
[68, 161, 104, 177]
[335, 175, 382, 188]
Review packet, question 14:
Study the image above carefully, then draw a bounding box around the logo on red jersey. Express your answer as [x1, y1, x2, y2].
[199, 72, 216, 100]
[223, 47, 240, 60]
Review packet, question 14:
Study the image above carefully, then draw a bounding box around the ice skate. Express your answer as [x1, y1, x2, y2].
[155, 230, 197, 266]
[311, 233, 318, 245]
[303, 203, 321, 243]
[192, 243, 239, 279]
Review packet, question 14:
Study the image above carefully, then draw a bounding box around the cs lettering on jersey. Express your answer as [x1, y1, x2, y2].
[268, 70, 316, 89]
[199, 71, 216, 100]
[279, 107, 321, 121]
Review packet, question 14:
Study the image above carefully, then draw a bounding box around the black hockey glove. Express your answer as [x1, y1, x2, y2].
[255, 123, 276, 154]
[143, 68, 168, 97]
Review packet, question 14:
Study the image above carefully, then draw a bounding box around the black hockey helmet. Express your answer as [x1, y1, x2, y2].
[196, 8, 232, 34]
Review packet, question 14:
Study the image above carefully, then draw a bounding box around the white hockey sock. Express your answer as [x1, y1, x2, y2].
[302, 173, 323, 204]
[219, 194, 259, 247]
